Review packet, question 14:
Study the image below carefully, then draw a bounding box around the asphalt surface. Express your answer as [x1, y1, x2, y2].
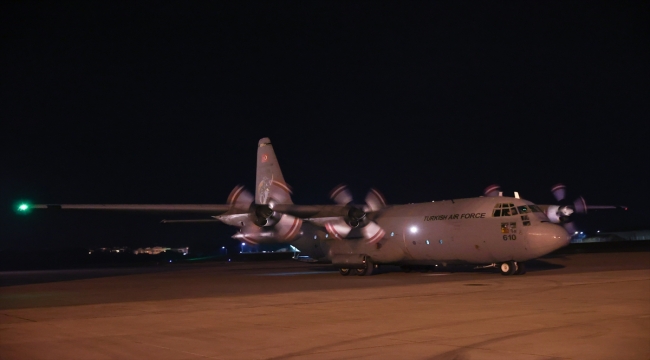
[1, 252, 649, 359]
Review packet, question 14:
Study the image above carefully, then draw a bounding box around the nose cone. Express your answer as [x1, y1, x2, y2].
[527, 223, 570, 257]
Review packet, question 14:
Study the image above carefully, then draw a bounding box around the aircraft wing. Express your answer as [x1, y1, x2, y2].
[27, 203, 353, 219]
[30, 204, 232, 213]
[160, 219, 223, 223]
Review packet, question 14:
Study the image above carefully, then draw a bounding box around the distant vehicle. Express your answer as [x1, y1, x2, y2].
[23, 138, 573, 276]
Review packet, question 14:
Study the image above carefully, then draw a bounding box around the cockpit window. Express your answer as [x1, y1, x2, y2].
[494, 203, 541, 217]
[493, 203, 522, 217]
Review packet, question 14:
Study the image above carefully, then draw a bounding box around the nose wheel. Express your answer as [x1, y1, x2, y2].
[500, 261, 518, 275]
[514, 262, 526, 275]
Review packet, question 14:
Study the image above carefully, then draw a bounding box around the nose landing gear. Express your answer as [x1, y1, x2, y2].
[500, 261, 526, 275]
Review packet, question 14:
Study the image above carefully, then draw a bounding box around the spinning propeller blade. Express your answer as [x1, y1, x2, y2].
[325, 185, 386, 244]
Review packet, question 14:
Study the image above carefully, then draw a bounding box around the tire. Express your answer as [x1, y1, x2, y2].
[514, 262, 526, 275]
[339, 268, 351, 276]
[500, 261, 518, 276]
[355, 258, 374, 276]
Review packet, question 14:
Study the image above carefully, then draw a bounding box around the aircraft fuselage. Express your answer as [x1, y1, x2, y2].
[292, 196, 569, 267]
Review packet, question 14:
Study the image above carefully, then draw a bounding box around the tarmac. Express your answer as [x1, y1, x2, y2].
[1, 251, 649, 359]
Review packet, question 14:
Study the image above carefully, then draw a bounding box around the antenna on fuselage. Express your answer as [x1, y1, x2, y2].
[514, 192, 520, 199]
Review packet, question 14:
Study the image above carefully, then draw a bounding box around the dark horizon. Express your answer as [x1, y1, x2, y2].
[2, 1, 648, 251]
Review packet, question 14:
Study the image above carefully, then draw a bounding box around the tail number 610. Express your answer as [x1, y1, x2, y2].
[503, 235, 517, 241]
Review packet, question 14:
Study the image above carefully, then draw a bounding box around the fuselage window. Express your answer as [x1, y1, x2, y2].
[517, 205, 529, 213]
[510, 207, 518, 215]
[501, 208, 511, 216]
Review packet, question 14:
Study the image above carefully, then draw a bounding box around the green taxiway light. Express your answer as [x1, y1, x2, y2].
[18, 204, 29, 211]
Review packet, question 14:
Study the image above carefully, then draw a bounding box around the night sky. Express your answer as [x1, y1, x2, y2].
[2, 1, 648, 251]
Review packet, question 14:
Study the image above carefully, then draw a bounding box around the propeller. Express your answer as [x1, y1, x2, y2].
[325, 185, 386, 244]
[483, 184, 502, 197]
[547, 183, 587, 234]
[225, 185, 302, 243]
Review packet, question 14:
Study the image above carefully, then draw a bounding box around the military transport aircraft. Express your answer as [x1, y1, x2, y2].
[20, 137, 570, 276]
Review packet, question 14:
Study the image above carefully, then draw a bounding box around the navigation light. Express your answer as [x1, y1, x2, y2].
[18, 203, 29, 212]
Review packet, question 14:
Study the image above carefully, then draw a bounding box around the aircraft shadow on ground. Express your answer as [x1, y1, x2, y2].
[308, 260, 565, 276]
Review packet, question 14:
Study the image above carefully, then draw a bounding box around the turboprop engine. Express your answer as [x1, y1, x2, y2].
[217, 185, 302, 244]
[323, 184, 386, 244]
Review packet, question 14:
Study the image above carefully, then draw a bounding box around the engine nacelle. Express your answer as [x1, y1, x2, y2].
[251, 204, 281, 227]
[236, 213, 303, 243]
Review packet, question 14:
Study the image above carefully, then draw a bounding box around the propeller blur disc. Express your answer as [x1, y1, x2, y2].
[330, 184, 353, 205]
[551, 184, 566, 202]
[484, 184, 501, 197]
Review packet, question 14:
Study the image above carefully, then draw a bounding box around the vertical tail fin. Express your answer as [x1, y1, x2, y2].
[256, 138, 293, 205]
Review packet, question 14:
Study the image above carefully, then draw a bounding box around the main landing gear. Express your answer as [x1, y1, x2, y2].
[499, 261, 526, 276]
[339, 259, 375, 276]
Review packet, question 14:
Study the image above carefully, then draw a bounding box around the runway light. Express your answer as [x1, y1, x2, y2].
[241, 242, 246, 246]
[574, 232, 579, 234]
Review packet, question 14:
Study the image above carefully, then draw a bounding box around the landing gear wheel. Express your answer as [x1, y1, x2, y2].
[401, 266, 412, 273]
[355, 258, 374, 276]
[514, 262, 526, 275]
[500, 261, 518, 276]
[339, 268, 351, 276]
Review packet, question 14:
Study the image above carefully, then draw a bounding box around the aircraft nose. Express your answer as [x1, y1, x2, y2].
[526, 223, 570, 256]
